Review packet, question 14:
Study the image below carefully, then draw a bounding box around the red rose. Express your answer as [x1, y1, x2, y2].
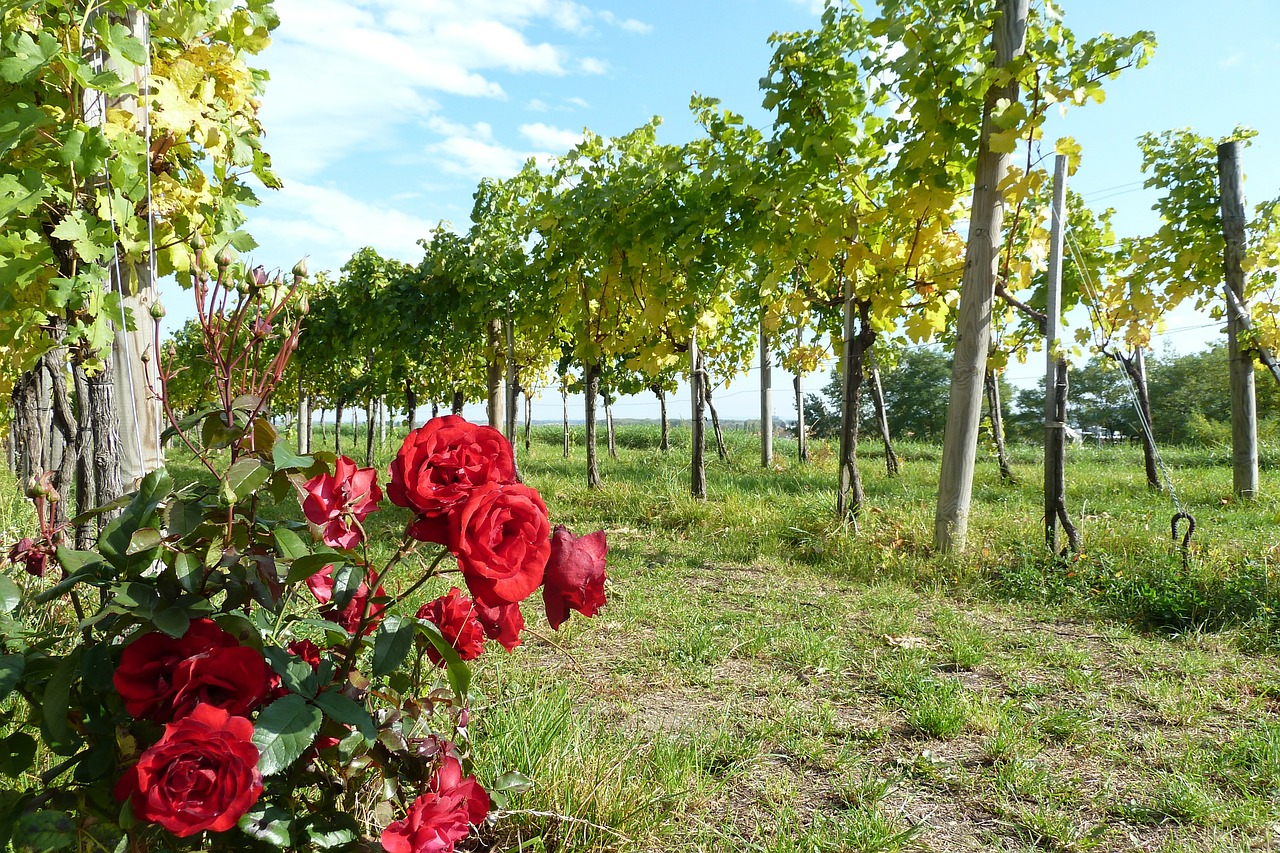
[472, 599, 524, 652]
[380, 791, 471, 853]
[306, 564, 386, 636]
[114, 620, 269, 722]
[302, 455, 383, 550]
[287, 639, 323, 670]
[6, 537, 47, 578]
[169, 646, 272, 720]
[451, 483, 550, 607]
[116, 703, 263, 838]
[542, 526, 608, 630]
[432, 755, 490, 827]
[416, 588, 485, 665]
[387, 416, 516, 545]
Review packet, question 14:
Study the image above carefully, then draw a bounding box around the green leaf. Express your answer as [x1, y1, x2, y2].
[0, 31, 61, 83]
[313, 689, 376, 741]
[273, 528, 308, 560]
[33, 572, 95, 606]
[238, 802, 292, 847]
[251, 694, 322, 776]
[271, 442, 314, 472]
[11, 809, 74, 852]
[99, 469, 173, 575]
[0, 734, 36, 778]
[42, 650, 81, 755]
[225, 458, 271, 503]
[284, 553, 335, 585]
[0, 655, 24, 701]
[371, 616, 414, 677]
[416, 620, 471, 700]
[126, 527, 163, 555]
[493, 769, 535, 793]
[151, 606, 190, 639]
[212, 613, 262, 649]
[303, 814, 360, 850]
[330, 564, 363, 611]
[53, 547, 105, 577]
[173, 552, 202, 593]
[0, 577, 19, 615]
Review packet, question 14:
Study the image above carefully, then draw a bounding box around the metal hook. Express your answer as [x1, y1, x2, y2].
[1171, 511, 1196, 569]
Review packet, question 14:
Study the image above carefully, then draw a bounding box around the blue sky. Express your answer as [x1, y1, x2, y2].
[195, 0, 1280, 421]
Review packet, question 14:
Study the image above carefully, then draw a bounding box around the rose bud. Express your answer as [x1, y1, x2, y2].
[292, 258, 308, 279]
[215, 247, 234, 268]
[149, 301, 166, 320]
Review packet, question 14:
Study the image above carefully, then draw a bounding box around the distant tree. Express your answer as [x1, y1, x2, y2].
[803, 348, 955, 442]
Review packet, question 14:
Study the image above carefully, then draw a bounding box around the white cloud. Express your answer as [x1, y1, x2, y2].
[259, 0, 610, 179]
[566, 96, 591, 109]
[789, 0, 827, 12]
[251, 183, 439, 273]
[528, 98, 550, 112]
[597, 11, 653, 34]
[429, 136, 533, 179]
[519, 122, 584, 151]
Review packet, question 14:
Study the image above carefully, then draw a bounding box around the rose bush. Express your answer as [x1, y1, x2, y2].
[0, 245, 607, 852]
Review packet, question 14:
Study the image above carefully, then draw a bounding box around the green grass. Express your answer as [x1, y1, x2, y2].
[6, 421, 1280, 852]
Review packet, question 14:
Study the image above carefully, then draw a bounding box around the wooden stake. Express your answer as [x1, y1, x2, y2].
[760, 320, 773, 468]
[934, 0, 1029, 553]
[1044, 154, 1067, 551]
[691, 331, 706, 499]
[1217, 140, 1259, 498]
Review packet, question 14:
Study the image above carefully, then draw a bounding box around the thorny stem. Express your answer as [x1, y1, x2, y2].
[336, 532, 430, 683]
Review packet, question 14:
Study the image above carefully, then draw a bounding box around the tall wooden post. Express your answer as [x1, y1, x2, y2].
[1217, 141, 1259, 498]
[934, 0, 1029, 552]
[690, 332, 706, 499]
[1043, 154, 1068, 552]
[793, 374, 807, 463]
[486, 317, 504, 430]
[504, 310, 518, 464]
[106, 9, 163, 487]
[760, 321, 773, 467]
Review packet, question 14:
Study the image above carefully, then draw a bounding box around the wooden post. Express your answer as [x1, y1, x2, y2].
[504, 309, 518, 450]
[933, 0, 1029, 552]
[486, 317, 504, 430]
[868, 350, 899, 477]
[1217, 141, 1259, 498]
[584, 363, 602, 489]
[561, 379, 570, 459]
[297, 378, 308, 454]
[1043, 154, 1068, 552]
[690, 332, 706, 499]
[110, 9, 163, 487]
[760, 320, 773, 467]
[793, 374, 808, 463]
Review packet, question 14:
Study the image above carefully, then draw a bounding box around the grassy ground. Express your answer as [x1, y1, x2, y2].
[6, 424, 1280, 852]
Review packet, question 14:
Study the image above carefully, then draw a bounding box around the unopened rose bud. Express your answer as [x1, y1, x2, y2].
[149, 301, 166, 320]
[215, 247, 234, 268]
[198, 270, 210, 285]
[244, 265, 267, 292]
[192, 232, 206, 250]
[24, 477, 42, 499]
[292, 258, 308, 279]
[140, 351, 150, 364]
[298, 295, 310, 315]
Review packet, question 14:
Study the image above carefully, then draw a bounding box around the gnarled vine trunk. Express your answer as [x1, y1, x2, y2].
[984, 369, 1014, 482]
[584, 363, 602, 489]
